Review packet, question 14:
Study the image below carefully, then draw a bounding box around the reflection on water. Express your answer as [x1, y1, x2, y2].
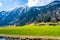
[0, 38, 5, 40]
[0, 37, 6, 40]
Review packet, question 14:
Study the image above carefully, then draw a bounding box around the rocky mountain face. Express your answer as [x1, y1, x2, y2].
[0, 0, 60, 26]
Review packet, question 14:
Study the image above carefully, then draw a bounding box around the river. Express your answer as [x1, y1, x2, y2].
[0, 37, 6, 40]
[0, 38, 5, 40]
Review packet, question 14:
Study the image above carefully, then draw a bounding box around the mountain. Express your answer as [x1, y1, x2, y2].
[0, 0, 60, 26]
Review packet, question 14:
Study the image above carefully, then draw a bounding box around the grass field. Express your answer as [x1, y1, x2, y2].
[0, 23, 60, 36]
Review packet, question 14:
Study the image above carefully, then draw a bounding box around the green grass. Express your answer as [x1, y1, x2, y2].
[0, 23, 60, 36]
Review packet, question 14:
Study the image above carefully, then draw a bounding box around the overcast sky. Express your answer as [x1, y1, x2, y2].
[0, 0, 55, 11]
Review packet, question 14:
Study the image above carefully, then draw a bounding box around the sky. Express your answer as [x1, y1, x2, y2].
[0, 0, 55, 11]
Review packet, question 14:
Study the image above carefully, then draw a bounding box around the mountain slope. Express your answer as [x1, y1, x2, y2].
[0, 0, 60, 26]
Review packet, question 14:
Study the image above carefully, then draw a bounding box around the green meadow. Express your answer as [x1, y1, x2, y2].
[0, 22, 60, 36]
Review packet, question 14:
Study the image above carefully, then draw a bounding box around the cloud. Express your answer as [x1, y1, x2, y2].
[7, 2, 21, 11]
[27, 0, 55, 7]
[0, 2, 2, 7]
[7, 2, 28, 11]
[27, 0, 40, 7]
[7, 8, 15, 11]
[14, 2, 21, 7]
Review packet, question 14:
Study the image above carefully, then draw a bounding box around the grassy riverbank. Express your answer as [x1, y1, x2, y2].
[0, 23, 60, 36]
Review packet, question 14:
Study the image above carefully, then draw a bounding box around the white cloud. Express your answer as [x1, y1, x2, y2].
[14, 2, 21, 7]
[0, 2, 2, 7]
[7, 2, 21, 11]
[7, 8, 15, 11]
[27, 0, 55, 7]
[27, 0, 40, 7]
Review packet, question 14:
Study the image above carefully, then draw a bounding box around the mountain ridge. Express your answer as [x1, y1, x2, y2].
[0, 0, 60, 26]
